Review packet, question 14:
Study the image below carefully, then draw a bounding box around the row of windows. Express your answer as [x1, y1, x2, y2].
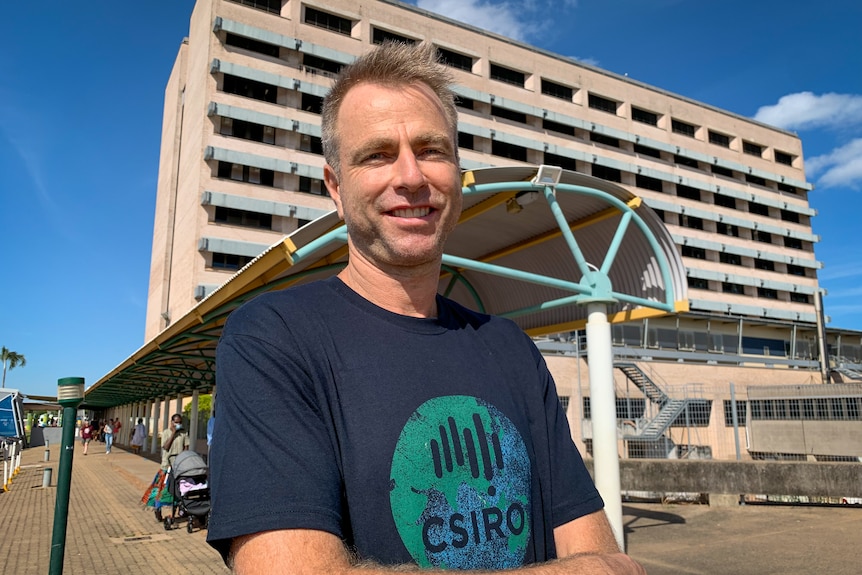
[686, 277, 810, 303]
[215, 160, 328, 198]
[582, 397, 713, 426]
[747, 397, 862, 421]
[227, 0, 800, 172]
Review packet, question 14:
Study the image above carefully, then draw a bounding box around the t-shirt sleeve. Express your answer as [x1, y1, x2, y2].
[206, 303, 344, 562]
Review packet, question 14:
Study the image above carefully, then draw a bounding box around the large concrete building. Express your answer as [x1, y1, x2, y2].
[146, 0, 862, 462]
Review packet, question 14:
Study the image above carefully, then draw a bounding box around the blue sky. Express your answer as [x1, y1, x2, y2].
[1, 0, 860, 397]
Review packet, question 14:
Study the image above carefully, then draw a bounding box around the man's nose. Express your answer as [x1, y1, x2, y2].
[393, 149, 427, 192]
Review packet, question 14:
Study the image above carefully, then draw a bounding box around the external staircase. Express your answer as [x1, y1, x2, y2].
[615, 362, 691, 441]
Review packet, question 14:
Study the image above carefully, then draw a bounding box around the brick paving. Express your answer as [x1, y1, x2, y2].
[1, 441, 228, 575]
[3, 441, 861, 574]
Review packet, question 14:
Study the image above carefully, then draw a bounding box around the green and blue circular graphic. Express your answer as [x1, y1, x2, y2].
[390, 395, 531, 569]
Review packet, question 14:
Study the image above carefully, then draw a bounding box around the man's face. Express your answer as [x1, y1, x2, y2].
[324, 82, 462, 273]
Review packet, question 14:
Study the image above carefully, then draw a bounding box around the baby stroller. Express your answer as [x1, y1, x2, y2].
[164, 450, 211, 533]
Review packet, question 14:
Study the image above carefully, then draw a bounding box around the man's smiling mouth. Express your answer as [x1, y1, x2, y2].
[390, 207, 432, 218]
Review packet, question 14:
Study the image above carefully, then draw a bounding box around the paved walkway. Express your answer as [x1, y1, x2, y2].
[2, 442, 860, 574]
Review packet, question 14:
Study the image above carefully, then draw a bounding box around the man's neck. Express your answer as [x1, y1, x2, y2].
[337, 256, 441, 318]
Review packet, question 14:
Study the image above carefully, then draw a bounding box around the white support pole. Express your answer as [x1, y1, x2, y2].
[175, 394, 183, 421]
[585, 302, 625, 551]
[190, 390, 200, 454]
[145, 400, 154, 453]
[151, 400, 162, 455]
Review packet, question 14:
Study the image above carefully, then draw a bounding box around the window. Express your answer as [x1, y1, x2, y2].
[708, 130, 731, 148]
[681, 215, 704, 230]
[491, 106, 527, 124]
[454, 95, 474, 110]
[226, 0, 281, 14]
[787, 264, 806, 277]
[775, 151, 794, 166]
[591, 165, 621, 182]
[215, 206, 272, 230]
[543, 152, 578, 172]
[212, 252, 255, 271]
[784, 236, 804, 250]
[754, 230, 772, 244]
[722, 282, 745, 294]
[670, 400, 712, 427]
[723, 400, 748, 426]
[712, 165, 733, 177]
[634, 144, 662, 158]
[681, 245, 706, 259]
[217, 162, 274, 186]
[743, 141, 763, 156]
[223, 74, 277, 103]
[688, 277, 709, 290]
[372, 28, 415, 45]
[590, 132, 620, 148]
[777, 183, 797, 194]
[225, 33, 279, 57]
[631, 106, 658, 126]
[457, 132, 474, 150]
[636, 174, 663, 192]
[676, 185, 700, 201]
[719, 252, 742, 265]
[221, 118, 276, 145]
[717, 222, 739, 237]
[490, 63, 525, 87]
[790, 293, 810, 303]
[588, 94, 618, 114]
[437, 47, 472, 71]
[714, 194, 736, 209]
[299, 176, 328, 196]
[671, 119, 696, 137]
[674, 154, 699, 169]
[749, 202, 769, 216]
[300, 134, 323, 155]
[301, 93, 323, 114]
[303, 54, 343, 76]
[746, 174, 766, 186]
[757, 287, 779, 299]
[304, 6, 352, 35]
[754, 258, 775, 271]
[541, 79, 573, 101]
[543, 119, 575, 136]
[492, 140, 528, 161]
[780, 209, 800, 223]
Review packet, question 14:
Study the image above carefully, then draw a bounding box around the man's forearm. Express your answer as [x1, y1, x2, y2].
[350, 553, 644, 575]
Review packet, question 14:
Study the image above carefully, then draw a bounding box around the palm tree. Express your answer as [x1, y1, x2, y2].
[1, 346, 26, 388]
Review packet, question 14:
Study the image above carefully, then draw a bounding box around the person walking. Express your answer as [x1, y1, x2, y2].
[103, 418, 114, 455]
[141, 414, 190, 523]
[130, 418, 147, 455]
[79, 419, 93, 455]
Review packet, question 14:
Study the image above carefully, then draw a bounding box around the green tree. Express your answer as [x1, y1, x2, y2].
[1, 346, 26, 388]
[183, 394, 213, 436]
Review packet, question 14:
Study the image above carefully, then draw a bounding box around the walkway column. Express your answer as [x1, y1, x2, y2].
[190, 390, 200, 453]
[586, 302, 624, 551]
[151, 400, 161, 455]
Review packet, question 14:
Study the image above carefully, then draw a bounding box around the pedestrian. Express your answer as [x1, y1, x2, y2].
[103, 418, 114, 455]
[206, 41, 644, 574]
[130, 418, 147, 455]
[80, 419, 93, 455]
[141, 414, 190, 523]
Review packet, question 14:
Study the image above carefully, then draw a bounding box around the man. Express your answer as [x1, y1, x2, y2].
[208, 42, 644, 574]
[162, 413, 189, 470]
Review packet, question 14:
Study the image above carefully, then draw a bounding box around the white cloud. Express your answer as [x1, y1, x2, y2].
[818, 261, 862, 282]
[753, 92, 862, 131]
[417, 0, 528, 41]
[806, 138, 862, 189]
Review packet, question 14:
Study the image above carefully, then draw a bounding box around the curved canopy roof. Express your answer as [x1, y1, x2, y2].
[84, 166, 687, 408]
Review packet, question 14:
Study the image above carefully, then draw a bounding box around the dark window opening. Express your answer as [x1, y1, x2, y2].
[712, 165, 733, 177]
[300, 134, 323, 155]
[745, 174, 766, 186]
[757, 287, 779, 299]
[491, 140, 528, 161]
[215, 206, 272, 229]
[582, 397, 646, 420]
[775, 151, 794, 166]
[226, 0, 281, 15]
[787, 264, 806, 277]
[372, 28, 415, 45]
[681, 245, 706, 259]
[588, 93, 618, 114]
[299, 176, 328, 196]
[722, 282, 745, 294]
[301, 92, 324, 114]
[223, 74, 277, 103]
[754, 258, 775, 271]
[437, 47, 473, 71]
[544, 152, 578, 172]
[216, 162, 275, 186]
[303, 54, 344, 76]
[719, 252, 742, 265]
[220, 118, 276, 145]
[225, 32, 279, 57]
[457, 132, 474, 150]
[749, 202, 769, 216]
[743, 141, 763, 156]
[784, 237, 804, 250]
[790, 293, 810, 303]
[304, 6, 352, 35]
[490, 63, 525, 87]
[491, 106, 527, 124]
[717, 223, 740, 237]
[681, 215, 704, 230]
[634, 144, 662, 159]
[754, 230, 772, 244]
[590, 132, 620, 148]
[671, 119, 696, 137]
[591, 164, 621, 183]
[541, 79, 573, 101]
[714, 194, 736, 209]
[723, 400, 748, 426]
[777, 183, 797, 194]
[709, 130, 731, 147]
[543, 119, 575, 136]
[670, 400, 712, 427]
[677, 184, 700, 201]
[212, 252, 255, 271]
[781, 209, 800, 223]
[688, 277, 709, 290]
[631, 106, 658, 126]
[454, 95, 474, 110]
[674, 154, 699, 169]
[636, 174, 663, 192]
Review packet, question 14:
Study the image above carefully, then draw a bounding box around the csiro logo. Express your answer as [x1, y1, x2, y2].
[390, 395, 531, 569]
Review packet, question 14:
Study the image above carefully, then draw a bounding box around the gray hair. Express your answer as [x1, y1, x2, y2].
[321, 41, 459, 176]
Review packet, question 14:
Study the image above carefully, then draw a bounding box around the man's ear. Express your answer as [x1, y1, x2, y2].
[323, 164, 344, 219]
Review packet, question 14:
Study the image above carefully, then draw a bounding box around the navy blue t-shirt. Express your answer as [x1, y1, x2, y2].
[207, 277, 602, 568]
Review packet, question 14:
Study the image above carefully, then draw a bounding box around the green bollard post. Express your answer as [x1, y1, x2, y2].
[48, 377, 85, 575]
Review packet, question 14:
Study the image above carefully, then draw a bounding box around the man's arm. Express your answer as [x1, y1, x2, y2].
[230, 511, 645, 575]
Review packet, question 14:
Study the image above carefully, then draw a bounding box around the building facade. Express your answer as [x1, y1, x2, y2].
[146, 0, 862, 461]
